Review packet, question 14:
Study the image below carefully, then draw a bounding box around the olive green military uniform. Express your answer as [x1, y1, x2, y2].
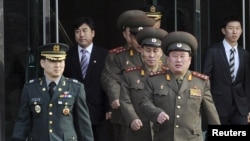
[101, 10, 156, 141]
[139, 70, 220, 141]
[105, 45, 143, 122]
[101, 45, 143, 141]
[139, 31, 220, 141]
[120, 65, 164, 141]
[119, 27, 168, 141]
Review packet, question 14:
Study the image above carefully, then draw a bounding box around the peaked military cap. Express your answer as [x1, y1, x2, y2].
[38, 43, 69, 61]
[136, 27, 168, 47]
[117, 10, 155, 35]
[161, 31, 198, 56]
[140, 5, 163, 21]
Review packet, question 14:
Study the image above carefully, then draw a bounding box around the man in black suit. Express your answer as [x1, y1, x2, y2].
[63, 17, 113, 141]
[202, 16, 250, 125]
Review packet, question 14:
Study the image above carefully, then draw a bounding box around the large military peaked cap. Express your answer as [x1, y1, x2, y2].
[117, 10, 155, 35]
[136, 27, 168, 47]
[161, 31, 198, 56]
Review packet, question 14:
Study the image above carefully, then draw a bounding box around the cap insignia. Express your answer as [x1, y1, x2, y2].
[177, 43, 182, 48]
[138, 27, 143, 31]
[152, 38, 157, 43]
[150, 6, 156, 13]
[53, 45, 60, 51]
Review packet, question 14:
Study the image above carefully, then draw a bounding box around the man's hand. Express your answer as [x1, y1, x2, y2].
[247, 112, 250, 123]
[106, 112, 112, 120]
[111, 99, 120, 109]
[130, 119, 143, 131]
[157, 112, 169, 124]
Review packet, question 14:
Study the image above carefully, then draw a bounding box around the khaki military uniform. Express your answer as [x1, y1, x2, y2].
[101, 45, 144, 141]
[120, 65, 165, 141]
[101, 45, 143, 124]
[139, 70, 220, 141]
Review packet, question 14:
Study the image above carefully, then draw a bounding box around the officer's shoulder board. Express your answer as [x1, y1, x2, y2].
[149, 70, 166, 77]
[27, 78, 41, 84]
[108, 46, 129, 54]
[65, 77, 80, 84]
[191, 71, 209, 80]
[125, 66, 142, 73]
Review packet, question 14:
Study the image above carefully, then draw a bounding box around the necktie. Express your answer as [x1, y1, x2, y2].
[80, 49, 88, 78]
[48, 81, 56, 99]
[229, 48, 235, 82]
[176, 77, 182, 89]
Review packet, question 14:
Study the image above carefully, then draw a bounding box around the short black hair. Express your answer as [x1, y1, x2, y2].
[74, 17, 95, 30]
[221, 16, 242, 28]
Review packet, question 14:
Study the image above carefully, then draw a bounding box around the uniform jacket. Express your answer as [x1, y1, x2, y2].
[63, 45, 110, 125]
[202, 42, 250, 117]
[101, 45, 143, 125]
[120, 66, 161, 141]
[12, 76, 93, 141]
[139, 70, 220, 141]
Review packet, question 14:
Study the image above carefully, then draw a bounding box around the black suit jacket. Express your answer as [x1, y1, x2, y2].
[64, 45, 110, 125]
[202, 42, 250, 117]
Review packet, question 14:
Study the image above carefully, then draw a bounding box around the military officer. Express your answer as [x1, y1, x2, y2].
[12, 43, 94, 141]
[119, 27, 168, 141]
[101, 10, 156, 141]
[139, 31, 220, 141]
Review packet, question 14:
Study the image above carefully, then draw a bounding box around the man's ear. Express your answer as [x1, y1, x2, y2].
[221, 28, 225, 35]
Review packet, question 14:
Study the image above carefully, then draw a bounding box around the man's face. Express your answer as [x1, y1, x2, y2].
[141, 46, 162, 68]
[222, 21, 242, 45]
[75, 23, 95, 48]
[129, 34, 142, 53]
[40, 59, 65, 79]
[152, 19, 161, 28]
[167, 51, 191, 75]
[123, 27, 132, 46]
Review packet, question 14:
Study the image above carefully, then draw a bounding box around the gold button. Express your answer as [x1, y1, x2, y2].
[175, 125, 179, 128]
[49, 112, 53, 115]
[176, 115, 180, 118]
[49, 129, 53, 133]
[177, 96, 181, 100]
[177, 105, 181, 109]
[49, 104, 53, 107]
[49, 121, 53, 124]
